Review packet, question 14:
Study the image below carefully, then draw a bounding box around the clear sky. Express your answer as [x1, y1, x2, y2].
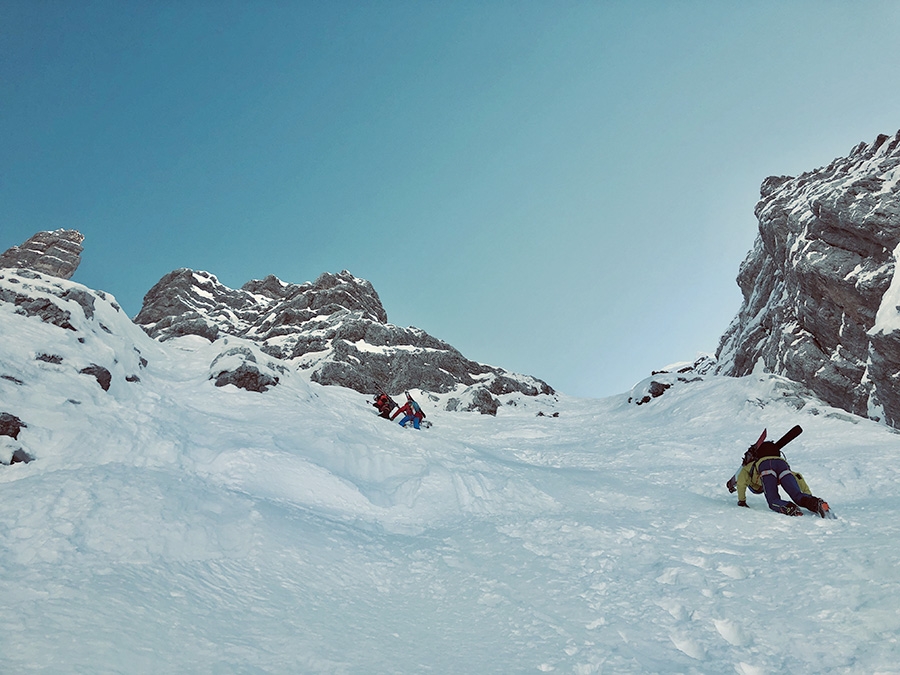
[3, 1, 900, 398]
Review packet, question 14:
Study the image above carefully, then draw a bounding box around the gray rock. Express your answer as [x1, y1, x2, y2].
[0, 229, 84, 279]
[213, 364, 279, 393]
[62, 287, 96, 320]
[79, 364, 112, 391]
[717, 130, 900, 427]
[0, 287, 76, 331]
[0, 412, 26, 439]
[467, 388, 500, 416]
[10, 448, 33, 464]
[0, 436, 34, 465]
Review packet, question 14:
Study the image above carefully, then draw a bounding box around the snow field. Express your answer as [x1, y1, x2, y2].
[2, 277, 900, 673]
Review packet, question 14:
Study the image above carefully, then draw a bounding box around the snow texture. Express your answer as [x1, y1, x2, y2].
[2, 270, 900, 673]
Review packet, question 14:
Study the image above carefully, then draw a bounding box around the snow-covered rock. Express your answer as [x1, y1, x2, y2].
[0, 268, 151, 396]
[716, 130, 900, 427]
[208, 341, 284, 393]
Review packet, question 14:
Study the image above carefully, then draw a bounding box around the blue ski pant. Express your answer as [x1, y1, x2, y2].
[758, 458, 815, 512]
[399, 414, 420, 429]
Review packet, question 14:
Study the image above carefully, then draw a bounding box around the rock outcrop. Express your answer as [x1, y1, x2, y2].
[0, 413, 32, 464]
[135, 269, 553, 412]
[716, 130, 900, 427]
[0, 412, 26, 440]
[208, 344, 283, 393]
[0, 229, 84, 280]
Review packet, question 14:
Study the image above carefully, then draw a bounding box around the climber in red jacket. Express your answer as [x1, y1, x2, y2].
[391, 392, 426, 429]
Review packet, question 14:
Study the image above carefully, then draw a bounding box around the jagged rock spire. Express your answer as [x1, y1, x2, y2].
[0, 229, 84, 280]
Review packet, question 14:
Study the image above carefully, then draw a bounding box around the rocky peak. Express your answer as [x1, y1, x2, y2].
[0, 229, 84, 280]
[246, 270, 387, 326]
[135, 268, 389, 342]
[716, 129, 900, 427]
[135, 267, 553, 413]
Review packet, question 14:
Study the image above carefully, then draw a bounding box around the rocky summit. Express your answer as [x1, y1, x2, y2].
[0, 229, 84, 280]
[716, 130, 900, 428]
[135, 268, 553, 413]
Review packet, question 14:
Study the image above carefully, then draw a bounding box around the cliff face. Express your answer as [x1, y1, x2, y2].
[716, 130, 900, 427]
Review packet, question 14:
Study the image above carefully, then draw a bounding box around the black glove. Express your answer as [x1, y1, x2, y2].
[726, 476, 737, 494]
[737, 500, 748, 508]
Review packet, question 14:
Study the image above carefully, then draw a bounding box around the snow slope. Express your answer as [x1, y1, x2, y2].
[2, 272, 899, 674]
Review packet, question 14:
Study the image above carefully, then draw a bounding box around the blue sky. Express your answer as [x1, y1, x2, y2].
[3, 1, 900, 398]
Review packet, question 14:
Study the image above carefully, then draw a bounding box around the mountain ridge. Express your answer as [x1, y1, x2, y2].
[133, 266, 553, 413]
[0, 232, 553, 415]
[5, 129, 900, 426]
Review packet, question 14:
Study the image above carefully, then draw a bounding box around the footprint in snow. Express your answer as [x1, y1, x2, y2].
[717, 563, 748, 579]
[670, 631, 706, 660]
[713, 618, 747, 646]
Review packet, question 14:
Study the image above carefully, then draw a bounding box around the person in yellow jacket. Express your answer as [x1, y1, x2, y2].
[727, 440, 831, 517]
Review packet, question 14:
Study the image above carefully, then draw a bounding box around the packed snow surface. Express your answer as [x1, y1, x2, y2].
[2, 276, 900, 674]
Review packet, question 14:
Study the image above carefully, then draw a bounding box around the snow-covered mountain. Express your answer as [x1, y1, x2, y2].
[5, 134, 900, 673]
[134, 266, 553, 415]
[2, 262, 899, 673]
[716, 130, 900, 428]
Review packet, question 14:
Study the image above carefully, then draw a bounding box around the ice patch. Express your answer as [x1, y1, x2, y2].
[871, 242, 900, 335]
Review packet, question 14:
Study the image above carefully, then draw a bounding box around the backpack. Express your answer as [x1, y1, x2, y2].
[742, 440, 783, 466]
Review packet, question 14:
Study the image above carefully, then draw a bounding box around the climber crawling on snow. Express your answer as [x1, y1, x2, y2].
[391, 392, 426, 430]
[726, 426, 833, 518]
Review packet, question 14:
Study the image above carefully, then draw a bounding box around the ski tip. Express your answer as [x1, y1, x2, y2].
[753, 428, 767, 449]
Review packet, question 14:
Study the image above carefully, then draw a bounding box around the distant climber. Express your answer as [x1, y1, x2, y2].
[373, 392, 396, 419]
[726, 426, 832, 517]
[391, 392, 426, 429]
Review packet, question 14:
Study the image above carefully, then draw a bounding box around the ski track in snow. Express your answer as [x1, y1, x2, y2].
[2, 291, 900, 673]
